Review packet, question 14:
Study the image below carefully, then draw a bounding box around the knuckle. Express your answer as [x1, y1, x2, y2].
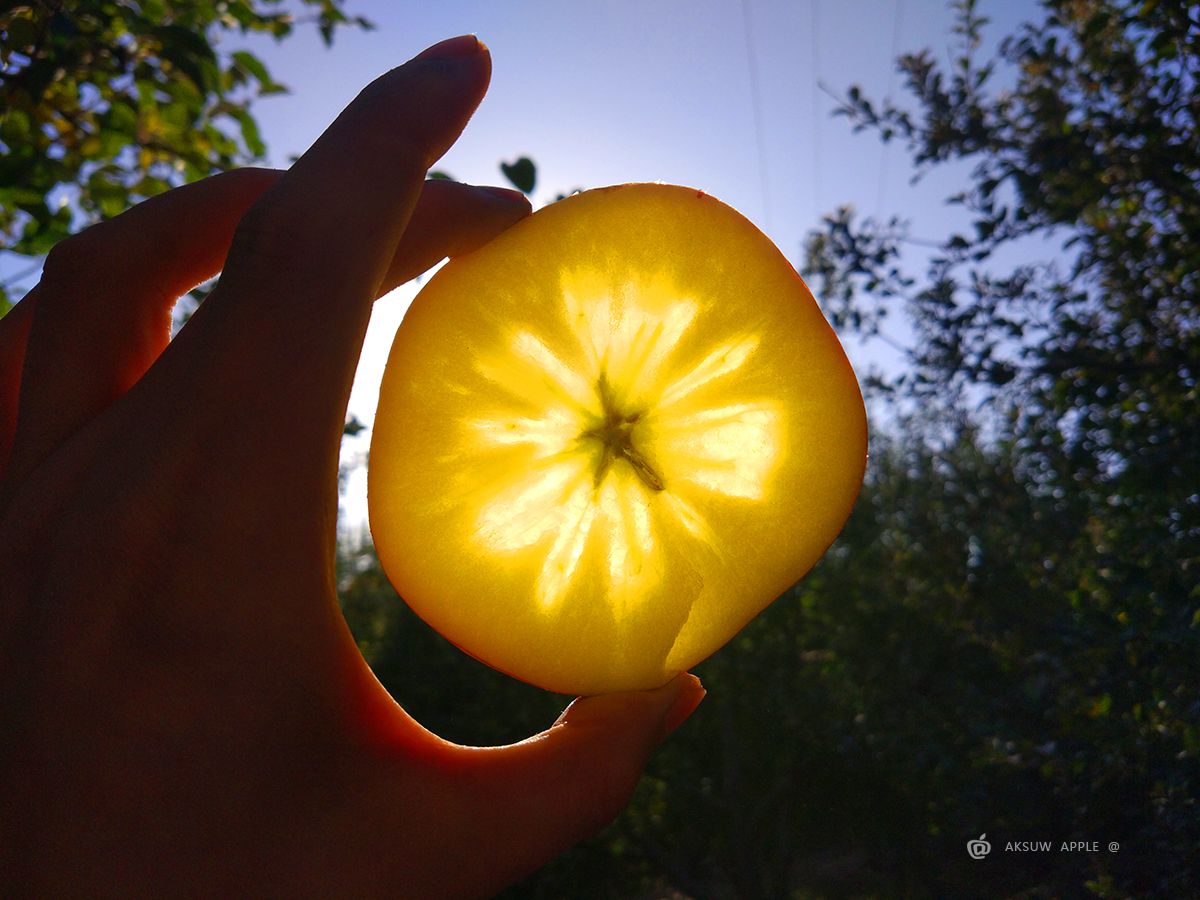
[222, 197, 316, 293]
[227, 199, 301, 268]
[216, 164, 280, 191]
[41, 226, 109, 289]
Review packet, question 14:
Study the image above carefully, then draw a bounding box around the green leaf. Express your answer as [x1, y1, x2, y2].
[500, 156, 536, 194]
[0, 186, 46, 206]
[231, 50, 270, 85]
[4, 15, 39, 52]
[231, 50, 286, 94]
[154, 24, 219, 93]
[230, 107, 266, 157]
[0, 110, 31, 146]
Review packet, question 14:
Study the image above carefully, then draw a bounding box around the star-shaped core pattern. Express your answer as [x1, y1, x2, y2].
[469, 270, 781, 615]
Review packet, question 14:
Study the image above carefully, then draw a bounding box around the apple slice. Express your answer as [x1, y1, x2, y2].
[369, 183, 866, 695]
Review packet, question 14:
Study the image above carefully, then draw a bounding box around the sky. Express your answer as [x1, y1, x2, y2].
[223, 0, 1044, 529]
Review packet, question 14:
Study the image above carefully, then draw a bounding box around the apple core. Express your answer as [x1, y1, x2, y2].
[369, 184, 867, 695]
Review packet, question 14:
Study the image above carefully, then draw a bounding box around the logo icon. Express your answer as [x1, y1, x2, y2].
[967, 833, 991, 860]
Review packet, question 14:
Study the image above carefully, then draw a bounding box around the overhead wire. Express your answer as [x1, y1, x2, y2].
[876, 0, 905, 216]
[739, 0, 773, 232]
[811, 0, 823, 226]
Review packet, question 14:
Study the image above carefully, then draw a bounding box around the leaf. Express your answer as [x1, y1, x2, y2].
[0, 186, 45, 206]
[500, 156, 536, 194]
[154, 24, 219, 93]
[231, 50, 286, 94]
[5, 15, 39, 52]
[230, 107, 266, 157]
[0, 110, 31, 146]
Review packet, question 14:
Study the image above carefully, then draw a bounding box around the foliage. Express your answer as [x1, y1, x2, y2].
[807, 0, 1198, 407]
[0, 0, 372, 312]
[795, 0, 1199, 895]
[803, 0, 1198, 548]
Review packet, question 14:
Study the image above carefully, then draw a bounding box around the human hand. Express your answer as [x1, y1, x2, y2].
[0, 35, 704, 898]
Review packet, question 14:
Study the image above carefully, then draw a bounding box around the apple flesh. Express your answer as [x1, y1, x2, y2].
[369, 184, 867, 695]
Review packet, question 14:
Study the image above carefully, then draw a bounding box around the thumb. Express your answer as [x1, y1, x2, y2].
[457, 674, 706, 885]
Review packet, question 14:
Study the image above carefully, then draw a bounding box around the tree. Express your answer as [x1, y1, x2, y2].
[346, 420, 1159, 898]
[803, 0, 1199, 894]
[804, 0, 1197, 523]
[0, 0, 373, 311]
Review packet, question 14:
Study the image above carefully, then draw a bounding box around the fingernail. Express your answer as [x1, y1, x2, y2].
[551, 672, 704, 733]
[413, 35, 482, 62]
[662, 673, 705, 736]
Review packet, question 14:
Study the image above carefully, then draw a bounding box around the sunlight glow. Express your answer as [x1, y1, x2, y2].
[564, 271, 698, 409]
[477, 459, 587, 550]
[475, 330, 595, 411]
[656, 407, 778, 501]
[470, 406, 582, 458]
[658, 334, 761, 410]
[535, 479, 596, 608]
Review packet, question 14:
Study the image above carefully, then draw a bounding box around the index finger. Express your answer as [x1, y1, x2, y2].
[143, 35, 491, 479]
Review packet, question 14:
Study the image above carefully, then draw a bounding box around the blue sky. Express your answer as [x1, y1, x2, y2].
[248, 1, 997, 242]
